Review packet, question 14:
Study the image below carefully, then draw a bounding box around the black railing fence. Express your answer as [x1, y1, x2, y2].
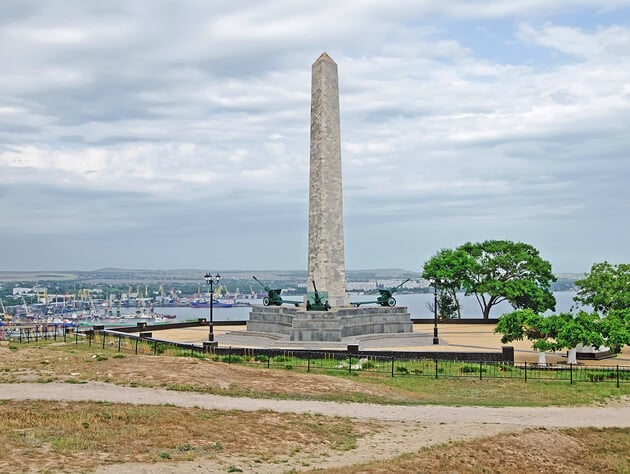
[5, 326, 629, 387]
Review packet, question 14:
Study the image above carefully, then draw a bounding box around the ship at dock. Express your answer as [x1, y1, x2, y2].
[189, 299, 234, 308]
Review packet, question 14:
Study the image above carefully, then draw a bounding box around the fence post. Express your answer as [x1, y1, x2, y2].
[135, 338, 138, 355]
[570, 363, 573, 385]
[435, 359, 439, 380]
[54, 325, 57, 341]
[63, 326, 66, 342]
[480, 360, 483, 381]
[102, 332, 106, 349]
[524, 361, 527, 382]
[118, 336, 121, 352]
[267, 353, 270, 369]
[617, 365, 620, 389]
[153, 341, 157, 355]
[75, 327, 78, 344]
[391, 358, 395, 377]
[307, 352, 311, 373]
[348, 355, 352, 374]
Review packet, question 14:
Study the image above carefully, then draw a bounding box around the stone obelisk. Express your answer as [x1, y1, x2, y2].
[307, 52, 348, 308]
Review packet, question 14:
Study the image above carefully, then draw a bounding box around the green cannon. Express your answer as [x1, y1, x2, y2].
[306, 280, 330, 311]
[351, 278, 411, 308]
[252, 276, 301, 307]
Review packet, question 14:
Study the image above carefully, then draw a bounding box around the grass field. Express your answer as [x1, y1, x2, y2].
[1, 339, 629, 472]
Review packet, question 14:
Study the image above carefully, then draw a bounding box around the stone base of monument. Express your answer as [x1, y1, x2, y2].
[247, 305, 413, 342]
[574, 344, 613, 360]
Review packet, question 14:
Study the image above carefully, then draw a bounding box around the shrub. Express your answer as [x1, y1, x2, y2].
[460, 364, 487, 374]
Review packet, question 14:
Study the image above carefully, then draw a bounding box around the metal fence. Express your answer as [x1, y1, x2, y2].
[6, 327, 630, 388]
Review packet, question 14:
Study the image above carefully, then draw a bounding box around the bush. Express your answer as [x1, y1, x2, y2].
[460, 364, 487, 374]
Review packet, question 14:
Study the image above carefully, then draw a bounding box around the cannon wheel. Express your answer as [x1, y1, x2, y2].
[263, 296, 270, 306]
[387, 297, 396, 307]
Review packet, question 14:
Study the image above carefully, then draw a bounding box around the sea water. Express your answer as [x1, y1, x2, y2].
[156, 291, 580, 323]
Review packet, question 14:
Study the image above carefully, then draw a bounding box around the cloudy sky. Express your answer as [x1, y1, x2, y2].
[1, 1, 629, 274]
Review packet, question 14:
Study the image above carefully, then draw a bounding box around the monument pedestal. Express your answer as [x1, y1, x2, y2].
[247, 305, 413, 342]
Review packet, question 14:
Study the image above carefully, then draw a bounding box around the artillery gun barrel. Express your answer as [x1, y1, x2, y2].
[392, 278, 411, 291]
[252, 276, 271, 292]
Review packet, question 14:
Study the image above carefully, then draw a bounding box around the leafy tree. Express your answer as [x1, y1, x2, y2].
[598, 309, 630, 355]
[495, 309, 561, 365]
[574, 262, 630, 314]
[422, 248, 472, 319]
[554, 311, 607, 364]
[424, 240, 556, 319]
[438, 291, 458, 320]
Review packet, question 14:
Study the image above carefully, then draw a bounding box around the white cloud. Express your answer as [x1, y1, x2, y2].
[517, 23, 630, 58]
[0, 1, 629, 271]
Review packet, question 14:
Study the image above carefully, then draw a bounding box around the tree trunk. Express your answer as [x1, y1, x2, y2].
[451, 290, 462, 320]
[567, 347, 578, 365]
[483, 305, 491, 320]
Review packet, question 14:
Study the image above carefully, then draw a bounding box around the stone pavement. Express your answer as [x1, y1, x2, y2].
[149, 323, 630, 365]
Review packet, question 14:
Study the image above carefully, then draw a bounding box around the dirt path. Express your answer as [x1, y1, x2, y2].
[2, 382, 629, 473]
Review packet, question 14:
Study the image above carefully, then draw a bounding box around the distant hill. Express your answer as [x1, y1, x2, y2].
[0, 268, 580, 288]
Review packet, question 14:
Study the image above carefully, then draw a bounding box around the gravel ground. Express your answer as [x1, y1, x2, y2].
[2, 382, 629, 473]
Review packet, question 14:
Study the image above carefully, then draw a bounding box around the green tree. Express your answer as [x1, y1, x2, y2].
[421, 248, 474, 319]
[438, 291, 458, 320]
[554, 311, 606, 364]
[495, 309, 561, 365]
[574, 262, 630, 314]
[425, 240, 556, 319]
[598, 309, 630, 355]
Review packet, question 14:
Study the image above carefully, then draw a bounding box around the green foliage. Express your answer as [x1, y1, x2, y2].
[574, 262, 630, 314]
[438, 291, 458, 320]
[423, 240, 556, 319]
[460, 364, 487, 374]
[498, 308, 629, 356]
[555, 311, 605, 351]
[495, 309, 560, 352]
[422, 248, 471, 318]
[599, 309, 630, 354]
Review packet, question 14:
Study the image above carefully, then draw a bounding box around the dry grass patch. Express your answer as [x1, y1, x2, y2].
[315, 427, 630, 474]
[0, 400, 378, 473]
[0, 341, 412, 402]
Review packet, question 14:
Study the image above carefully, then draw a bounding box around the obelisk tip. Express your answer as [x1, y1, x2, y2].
[315, 52, 335, 64]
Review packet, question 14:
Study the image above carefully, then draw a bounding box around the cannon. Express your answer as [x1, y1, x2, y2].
[252, 276, 301, 307]
[306, 280, 330, 311]
[351, 278, 411, 308]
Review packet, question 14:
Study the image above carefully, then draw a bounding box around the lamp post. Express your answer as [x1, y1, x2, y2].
[204, 272, 221, 342]
[429, 277, 445, 344]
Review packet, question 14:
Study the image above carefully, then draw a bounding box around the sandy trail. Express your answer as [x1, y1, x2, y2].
[2, 382, 629, 427]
